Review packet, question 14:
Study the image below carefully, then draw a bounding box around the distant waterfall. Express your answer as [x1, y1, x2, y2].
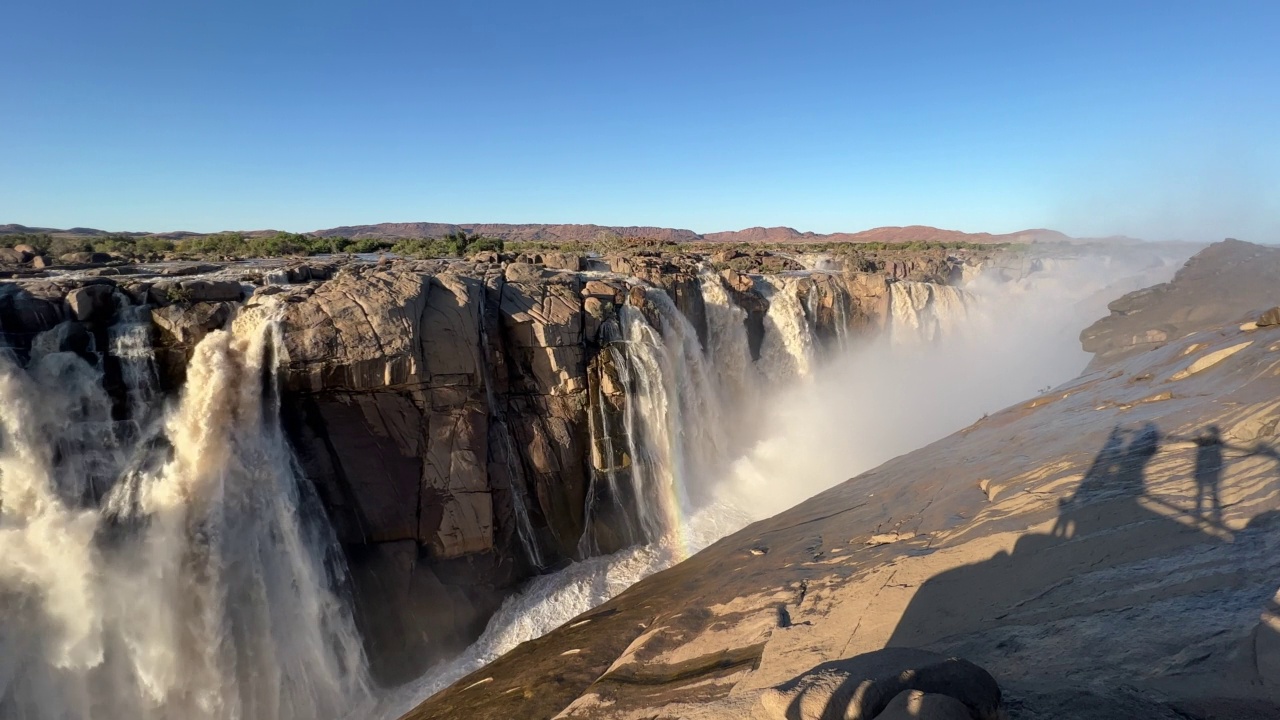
[889, 280, 971, 346]
[0, 303, 369, 720]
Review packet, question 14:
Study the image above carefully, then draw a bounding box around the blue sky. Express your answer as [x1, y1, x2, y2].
[3, 1, 1278, 240]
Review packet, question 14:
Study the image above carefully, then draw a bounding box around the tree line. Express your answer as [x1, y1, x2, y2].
[0, 230, 504, 261]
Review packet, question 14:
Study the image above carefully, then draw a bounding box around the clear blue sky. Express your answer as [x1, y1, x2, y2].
[3, 1, 1278, 241]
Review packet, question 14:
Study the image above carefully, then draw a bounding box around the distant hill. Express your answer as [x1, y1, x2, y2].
[311, 222, 1079, 245]
[310, 223, 703, 244]
[701, 225, 1073, 245]
[0, 221, 1110, 245]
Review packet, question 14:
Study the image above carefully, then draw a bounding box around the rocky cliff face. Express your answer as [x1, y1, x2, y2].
[402, 239, 1280, 720]
[0, 248, 921, 685]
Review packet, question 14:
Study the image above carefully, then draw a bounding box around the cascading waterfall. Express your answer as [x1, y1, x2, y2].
[0, 302, 369, 720]
[756, 275, 817, 383]
[109, 300, 160, 441]
[579, 287, 733, 554]
[697, 270, 756, 418]
[615, 289, 728, 541]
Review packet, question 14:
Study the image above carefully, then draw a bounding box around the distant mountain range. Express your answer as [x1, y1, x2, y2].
[0, 221, 1127, 245]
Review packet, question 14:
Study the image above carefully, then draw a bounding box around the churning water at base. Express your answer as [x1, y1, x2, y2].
[0, 304, 369, 720]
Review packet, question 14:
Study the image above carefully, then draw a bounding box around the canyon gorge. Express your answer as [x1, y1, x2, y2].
[9, 237, 1280, 719]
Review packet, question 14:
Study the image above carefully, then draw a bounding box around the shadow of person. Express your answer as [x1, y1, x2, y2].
[1052, 422, 1159, 538]
[875, 422, 1234, 716]
[1192, 425, 1226, 524]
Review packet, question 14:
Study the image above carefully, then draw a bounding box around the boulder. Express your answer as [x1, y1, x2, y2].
[773, 649, 1001, 720]
[0, 248, 24, 265]
[541, 252, 582, 272]
[31, 255, 53, 269]
[504, 262, 544, 284]
[151, 301, 233, 347]
[65, 284, 117, 323]
[581, 280, 623, 302]
[874, 690, 974, 720]
[178, 279, 243, 302]
[12, 244, 39, 255]
[1257, 306, 1280, 327]
[58, 251, 113, 265]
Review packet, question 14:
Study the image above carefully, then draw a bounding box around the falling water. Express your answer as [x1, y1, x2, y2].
[579, 287, 731, 551]
[110, 300, 160, 441]
[756, 276, 816, 383]
[0, 302, 369, 720]
[888, 280, 971, 346]
[697, 270, 756, 417]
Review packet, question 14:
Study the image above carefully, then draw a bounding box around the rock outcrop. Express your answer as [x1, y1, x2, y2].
[404, 239, 1280, 719]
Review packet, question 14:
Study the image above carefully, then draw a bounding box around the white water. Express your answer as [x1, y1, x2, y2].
[110, 301, 160, 442]
[0, 304, 369, 720]
[756, 276, 816, 383]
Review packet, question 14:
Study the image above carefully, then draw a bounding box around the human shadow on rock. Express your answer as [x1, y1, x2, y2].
[870, 422, 1279, 717]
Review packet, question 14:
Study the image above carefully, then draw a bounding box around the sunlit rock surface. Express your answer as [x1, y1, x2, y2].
[405, 239, 1280, 719]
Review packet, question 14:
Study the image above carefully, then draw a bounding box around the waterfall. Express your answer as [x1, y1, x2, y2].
[756, 276, 816, 383]
[698, 270, 755, 417]
[579, 287, 730, 552]
[109, 300, 160, 442]
[889, 281, 971, 346]
[0, 302, 369, 720]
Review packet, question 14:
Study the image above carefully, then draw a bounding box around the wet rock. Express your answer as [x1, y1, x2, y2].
[30, 321, 96, 362]
[0, 284, 63, 338]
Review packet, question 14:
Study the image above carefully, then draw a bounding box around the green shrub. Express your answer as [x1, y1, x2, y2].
[345, 237, 394, 254]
